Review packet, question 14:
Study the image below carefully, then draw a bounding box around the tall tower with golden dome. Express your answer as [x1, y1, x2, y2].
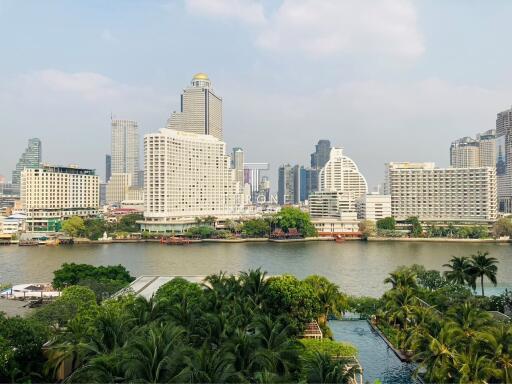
[167, 73, 223, 140]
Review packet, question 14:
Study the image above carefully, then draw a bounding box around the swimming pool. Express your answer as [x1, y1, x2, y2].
[330, 320, 417, 384]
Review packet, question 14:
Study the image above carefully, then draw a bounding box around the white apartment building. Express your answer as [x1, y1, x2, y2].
[111, 119, 140, 186]
[357, 193, 392, 221]
[385, 162, 497, 223]
[106, 173, 132, 205]
[141, 128, 243, 232]
[167, 73, 223, 140]
[319, 148, 368, 203]
[21, 165, 99, 231]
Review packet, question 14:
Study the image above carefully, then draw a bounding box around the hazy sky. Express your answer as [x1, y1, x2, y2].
[1, 0, 512, 189]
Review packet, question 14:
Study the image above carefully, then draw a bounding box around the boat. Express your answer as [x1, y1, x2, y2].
[19, 240, 39, 246]
[160, 236, 191, 245]
[45, 239, 60, 246]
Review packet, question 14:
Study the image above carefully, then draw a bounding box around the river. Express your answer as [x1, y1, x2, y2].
[1, 241, 511, 297]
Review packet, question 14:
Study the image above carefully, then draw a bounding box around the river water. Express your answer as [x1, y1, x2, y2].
[1, 241, 511, 297]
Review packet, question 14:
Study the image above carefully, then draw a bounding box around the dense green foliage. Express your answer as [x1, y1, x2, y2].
[404, 216, 423, 237]
[184, 225, 216, 239]
[427, 224, 489, 239]
[61, 216, 85, 237]
[61, 214, 143, 240]
[492, 217, 512, 237]
[275, 207, 317, 237]
[299, 339, 357, 360]
[15, 268, 360, 383]
[374, 255, 511, 383]
[241, 219, 270, 238]
[376, 216, 396, 230]
[0, 313, 50, 382]
[52, 263, 135, 301]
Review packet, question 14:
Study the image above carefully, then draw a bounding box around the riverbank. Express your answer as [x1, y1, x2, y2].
[368, 237, 511, 243]
[3, 236, 510, 246]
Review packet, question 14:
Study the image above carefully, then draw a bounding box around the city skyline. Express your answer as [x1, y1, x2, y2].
[2, 1, 512, 188]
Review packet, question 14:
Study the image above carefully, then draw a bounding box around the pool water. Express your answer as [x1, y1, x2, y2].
[330, 320, 416, 384]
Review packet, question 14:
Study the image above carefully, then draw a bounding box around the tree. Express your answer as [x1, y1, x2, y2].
[304, 275, 347, 326]
[264, 275, 321, 333]
[241, 219, 270, 238]
[405, 216, 423, 237]
[376, 217, 396, 230]
[52, 263, 134, 289]
[493, 217, 512, 238]
[155, 277, 204, 304]
[384, 269, 418, 290]
[468, 251, 498, 296]
[274, 207, 317, 237]
[116, 213, 143, 233]
[303, 351, 361, 384]
[443, 256, 474, 287]
[82, 218, 109, 240]
[358, 220, 376, 239]
[0, 314, 49, 382]
[62, 216, 85, 237]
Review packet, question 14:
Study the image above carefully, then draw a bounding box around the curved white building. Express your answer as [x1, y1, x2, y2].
[319, 148, 368, 203]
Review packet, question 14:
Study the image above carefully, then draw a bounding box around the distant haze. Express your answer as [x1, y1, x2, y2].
[1, 0, 512, 190]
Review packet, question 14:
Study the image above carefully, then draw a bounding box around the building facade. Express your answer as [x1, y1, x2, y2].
[450, 130, 496, 169]
[232, 147, 244, 187]
[12, 138, 42, 194]
[111, 119, 139, 187]
[385, 162, 497, 223]
[141, 129, 243, 232]
[105, 154, 112, 182]
[496, 106, 512, 212]
[21, 165, 99, 231]
[319, 148, 368, 204]
[106, 173, 132, 205]
[278, 164, 300, 205]
[356, 193, 392, 221]
[311, 139, 331, 170]
[167, 73, 223, 140]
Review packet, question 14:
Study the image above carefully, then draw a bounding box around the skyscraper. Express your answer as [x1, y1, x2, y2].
[105, 154, 112, 182]
[167, 73, 223, 140]
[111, 119, 139, 187]
[232, 147, 244, 187]
[278, 164, 300, 205]
[496, 106, 512, 212]
[319, 148, 368, 206]
[311, 140, 332, 169]
[12, 138, 42, 194]
[450, 130, 496, 169]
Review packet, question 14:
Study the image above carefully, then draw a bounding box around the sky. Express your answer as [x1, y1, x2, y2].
[1, 0, 512, 190]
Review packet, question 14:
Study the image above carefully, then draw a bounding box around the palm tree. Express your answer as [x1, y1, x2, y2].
[122, 323, 188, 383]
[304, 351, 361, 384]
[442, 256, 473, 287]
[183, 345, 237, 383]
[383, 287, 417, 331]
[304, 275, 346, 325]
[468, 251, 499, 296]
[383, 269, 418, 290]
[240, 268, 268, 305]
[486, 324, 512, 383]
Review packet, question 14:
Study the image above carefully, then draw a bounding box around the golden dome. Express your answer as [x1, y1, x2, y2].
[192, 73, 209, 80]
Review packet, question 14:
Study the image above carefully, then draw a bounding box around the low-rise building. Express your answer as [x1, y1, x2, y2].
[309, 191, 359, 235]
[356, 193, 391, 221]
[21, 165, 99, 231]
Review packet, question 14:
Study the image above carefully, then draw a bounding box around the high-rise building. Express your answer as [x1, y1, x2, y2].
[21, 165, 99, 231]
[258, 176, 271, 203]
[141, 129, 243, 232]
[106, 173, 132, 205]
[12, 138, 42, 194]
[385, 162, 497, 222]
[167, 73, 223, 140]
[496, 106, 512, 212]
[299, 167, 319, 202]
[232, 147, 244, 187]
[111, 119, 139, 187]
[105, 154, 112, 182]
[477, 129, 497, 168]
[319, 148, 368, 205]
[450, 130, 496, 169]
[278, 164, 300, 205]
[311, 140, 332, 169]
[244, 162, 269, 202]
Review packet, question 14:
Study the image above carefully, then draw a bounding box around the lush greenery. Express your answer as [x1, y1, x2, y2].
[376, 217, 396, 230]
[61, 214, 144, 240]
[371, 252, 512, 383]
[274, 207, 317, 237]
[241, 218, 271, 238]
[426, 224, 489, 239]
[2, 267, 359, 383]
[52, 263, 135, 301]
[492, 217, 512, 238]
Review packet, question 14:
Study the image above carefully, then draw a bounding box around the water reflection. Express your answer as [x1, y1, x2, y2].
[0, 241, 511, 297]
